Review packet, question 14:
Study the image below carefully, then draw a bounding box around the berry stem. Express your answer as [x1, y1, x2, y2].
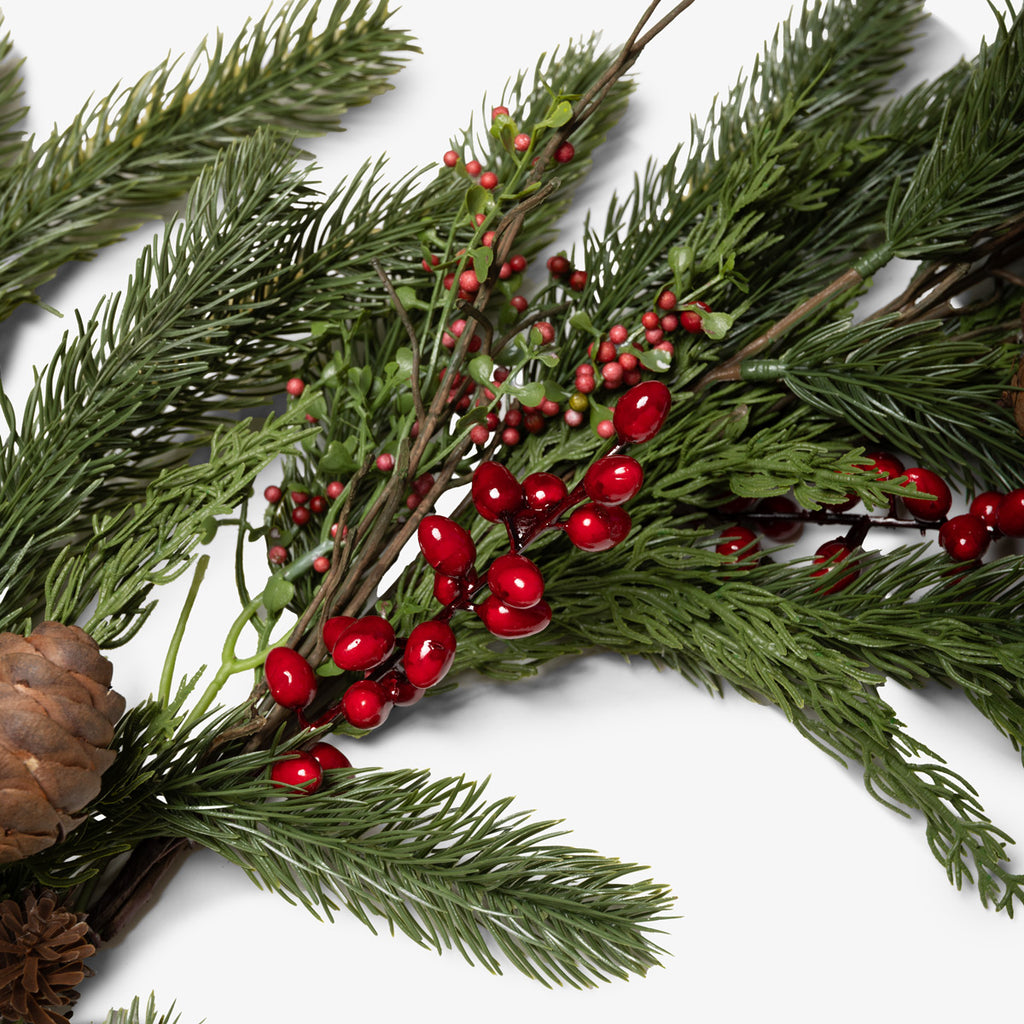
[157, 554, 209, 708]
[740, 508, 943, 532]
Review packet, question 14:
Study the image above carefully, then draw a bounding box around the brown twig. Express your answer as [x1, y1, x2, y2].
[373, 258, 426, 425]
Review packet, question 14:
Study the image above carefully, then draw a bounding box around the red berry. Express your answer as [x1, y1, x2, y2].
[568, 269, 587, 291]
[475, 595, 552, 638]
[596, 419, 615, 439]
[574, 375, 595, 394]
[470, 424, 489, 446]
[502, 427, 521, 446]
[900, 468, 952, 521]
[491, 105, 509, 120]
[379, 670, 425, 707]
[645, 328, 665, 345]
[291, 491, 310, 505]
[510, 294, 528, 312]
[601, 361, 624, 386]
[270, 751, 323, 794]
[376, 453, 395, 472]
[418, 514, 477, 576]
[540, 398, 560, 417]
[968, 491, 1002, 531]
[547, 255, 570, 277]
[464, 159, 481, 176]
[267, 545, 288, 565]
[472, 461, 525, 521]
[554, 141, 575, 163]
[641, 311, 659, 330]
[309, 741, 351, 771]
[413, 473, 435, 497]
[533, 321, 556, 345]
[509, 254, 527, 273]
[285, 377, 305, 397]
[617, 352, 638, 372]
[811, 540, 858, 594]
[342, 679, 392, 730]
[403, 620, 458, 688]
[660, 315, 679, 333]
[657, 290, 677, 311]
[584, 455, 644, 506]
[332, 616, 395, 672]
[310, 495, 327, 514]
[433, 571, 468, 607]
[679, 310, 703, 333]
[312, 556, 330, 573]
[596, 340, 617, 363]
[859, 451, 905, 481]
[613, 380, 672, 444]
[609, 325, 628, 345]
[715, 526, 760, 565]
[443, 150, 459, 167]
[479, 171, 498, 190]
[514, 133, 531, 151]
[566, 503, 631, 551]
[996, 489, 1024, 537]
[522, 472, 569, 511]
[323, 615, 355, 652]
[488, 553, 545, 609]
[753, 496, 804, 542]
[291, 506, 310, 526]
[459, 268, 480, 292]
[938, 513, 991, 562]
[264, 485, 283, 503]
[265, 646, 317, 710]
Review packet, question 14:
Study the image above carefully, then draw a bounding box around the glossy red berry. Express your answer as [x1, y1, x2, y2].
[859, 451, 905, 481]
[613, 380, 672, 444]
[342, 679, 392, 730]
[811, 540, 858, 594]
[547, 255, 570, 277]
[679, 310, 703, 333]
[568, 269, 587, 291]
[656, 290, 677, 311]
[900, 468, 952, 521]
[291, 506, 310, 526]
[715, 526, 760, 565]
[331, 616, 395, 672]
[264, 485, 283, 503]
[475, 595, 552, 638]
[270, 751, 323, 794]
[752, 496, 804, 542]
[309, 741, 351, 771]
[264, 647, 317, 710]
[379, 670, 425, 707]
[472, 461, 525, 521]
[376, 453, 395, 472]
[464, 159, 482, 176]
[443, 150, 459, 167]
[968, 491, 1002, 531]
[566, 503, 631, 551]
[522, 472, 569, 511]
[312, 556, 330, 573]
[491, 105, 509, 119]
[996, 489, 1024, 537]
[418, 515, 477, 576]
[938, 513, 991, 562]
[403, 620, 458, 688]
[488, 553, 545, 609]
[285, 377, 305, 397]
[554, 141, 575, 163]
[584, 455, 644, 506]
[322, 615, 355, 651]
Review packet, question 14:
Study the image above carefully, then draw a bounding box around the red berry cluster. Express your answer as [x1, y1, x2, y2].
[264, 477, 345, 570]
[263, 381, 671, 792]
[713, 452, 1024, 594]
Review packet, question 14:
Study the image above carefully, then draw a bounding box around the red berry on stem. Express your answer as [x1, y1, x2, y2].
[342, 679, 393, 730]
[547, 255, 570, 277]
[900, 467, 952, 521]
[418, 515, 477, 576]
[938, 514, 991, 562]
[859, 451, 905, 481]
[996, 489, 1024, 537]
[376, 453, 395, 472]
[968, 491, 1002, 531]
[264, 485, 283, 503]
[811, 539, 858, 594]
[554, 141, 575, 163]
[309, 741, 351, 771]
[310, 495, 327, 514]
[379, 669, 425, 707]
[584, 455, 644, 506]
[270, 751, 323, 794]
[312, 556, 330, 573]
[715, 526, 760, 566]
[332, 616, 395, 672]
[491, 105, 509, 119]
[285, 377, 305, 397]
[443, 150, 459, 167]
[522, 472, 569, 511]
[472, 461, 525, 521]
[566, 503, 632, 551]
[514, 133, 531, 151]
[596, 419, 615, 439]
[323, 615, 355, 652]
[403, 620, 458, 688]
[613, 380, 672, 444]
[657, 290, 677, 311]
[679, 310, 703, 334]
[488, 553, 545, 609]
[464, 159, 481, 176]
[479, 171, 498, 190]
[753, 496, 804, 542]
[265, 647, 317, 710]
[568, 269, 587, 291]
[267, 545, 289, 566]
[291, 491, 309, 505]
[291, 506, 311, 526]
[475, 595, 552, 638]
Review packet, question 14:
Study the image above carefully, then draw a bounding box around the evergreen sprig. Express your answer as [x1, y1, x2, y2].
[0, 0, 414, 322]
[0, 14, 26, 167]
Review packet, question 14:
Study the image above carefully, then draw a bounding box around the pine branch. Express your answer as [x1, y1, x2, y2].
[0, 0, 414, 322]
[101, 995, 183, 1024]
[0, 14, 27, 168]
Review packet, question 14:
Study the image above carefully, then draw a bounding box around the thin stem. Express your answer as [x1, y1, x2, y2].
[373, 258, 426, 425]
[157, 555, 209, 706]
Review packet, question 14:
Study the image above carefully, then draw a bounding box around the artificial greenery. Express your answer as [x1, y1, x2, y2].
[1, 0, 1023, 1016]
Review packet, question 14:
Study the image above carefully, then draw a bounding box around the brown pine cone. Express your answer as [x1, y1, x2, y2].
[0, 622, 125, 864]
[0, 889, 95, 1024]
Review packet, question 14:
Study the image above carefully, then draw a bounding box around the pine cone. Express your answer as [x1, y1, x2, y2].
[0, 889, 95, 1024]
[0, 622, 125, 864]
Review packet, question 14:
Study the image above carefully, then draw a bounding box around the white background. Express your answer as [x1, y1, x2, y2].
[2, 1, 1022, 1021]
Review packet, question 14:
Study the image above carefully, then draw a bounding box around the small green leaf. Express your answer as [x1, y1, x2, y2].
[466, 185, 494, 215]
[701, 311, 735, 340]
[638, 348, 673, 372]
[509, 380, 545, 406]
[539, 99, 573, 129]
[348, 366, 372, 395]
[470, 245, 493, 282]
[668, 246, 693, 279]
[396, 285, 429, 311]
[569, 310, 600, 337]
[394, 347, 414, 378]
[319, 440, 357, 475]
[535, 351, 560, 367]
[589, 398, 614, 430]
[468, 354, 495, 386]
[262, 576, 295, 613]
[542, 380, 569, 402]
[198, 516, 218, 544]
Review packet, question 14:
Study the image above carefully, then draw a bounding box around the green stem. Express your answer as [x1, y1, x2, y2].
[157, 555, 209, 707]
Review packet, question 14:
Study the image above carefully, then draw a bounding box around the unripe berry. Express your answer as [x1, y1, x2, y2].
[475, 595, 552, 638]
[342, 679, 392, 730]
[332, 616, 395, 672]
[418, 515, 477, 576]
[472, 461, 525, 521]
[584, 455, 644, 506]
[488, 553, 545, 608]
[270, 751, 323, 794]
[265, 647, 317, 710]
[403, 620, 458, 688]
[938, 513, 990, 562]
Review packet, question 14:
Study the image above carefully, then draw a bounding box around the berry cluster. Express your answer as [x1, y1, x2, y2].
[262, 479, 345, 571]
[263, 381, 671, 793]
[714, 452, 1024, 593]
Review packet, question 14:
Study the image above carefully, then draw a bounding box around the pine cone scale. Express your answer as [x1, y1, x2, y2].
[0, 623, 123, 864]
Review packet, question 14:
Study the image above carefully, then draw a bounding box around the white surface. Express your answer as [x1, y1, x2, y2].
[2, 1, 1022, 1021]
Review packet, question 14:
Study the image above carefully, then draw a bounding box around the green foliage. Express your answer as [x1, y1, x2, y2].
[0, 0, 415, 321]
[101, 995, 182, 1024]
